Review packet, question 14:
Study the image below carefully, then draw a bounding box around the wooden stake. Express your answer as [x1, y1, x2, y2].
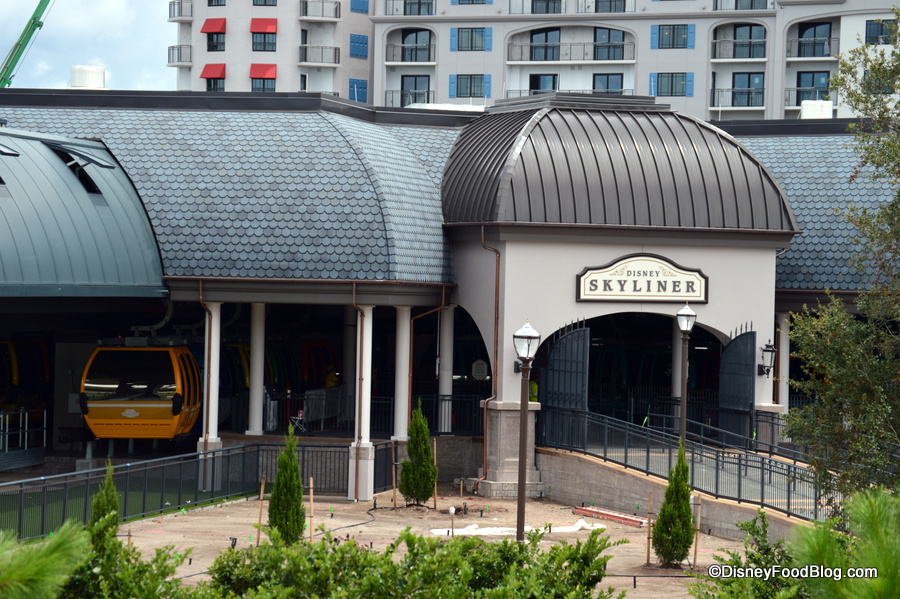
[256, 475, 266, 547]
[460, 478, 464, 497]
[309, 477, 314, 543]
[646, 492, 652, 566]
[693, 496, 703, 568]
[391, 441, 398, 509]
[432, 438, 438, 511]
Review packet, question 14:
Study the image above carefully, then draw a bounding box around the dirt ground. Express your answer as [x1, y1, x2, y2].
[121, 484, 745, 598]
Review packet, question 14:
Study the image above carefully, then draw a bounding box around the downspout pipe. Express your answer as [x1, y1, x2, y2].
[407, 287, 447, 425]
[473, 225, 500, 495]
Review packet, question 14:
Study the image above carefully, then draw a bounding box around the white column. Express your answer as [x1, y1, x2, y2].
[246, 303, 265, 436]
[777, 313, 791, 409]
[393, 306, 411, 441]
[202, 301, 222, 446]
[438, 305, 455, 432]
[349, 304, 375, 501]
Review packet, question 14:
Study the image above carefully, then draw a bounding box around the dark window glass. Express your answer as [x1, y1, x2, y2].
[733, 24, 765, 58]
[657, 73, 686, 96]
[253, 33, 276, 51]
[798, 22, 831, 57]
[208, 0, 225, 5]
[402, 29, 431, 61]
[659, 25, 688, 49]
[207, 33, 225, 52]
[528, 73, 557, 93]
[866, 19, 896, 45]
[530, 28, 560, 61]
[732, 72, 764, 106]
[252, 78, 276, 92]
[253, 0, 277, 5]
[459, 28, 485, 51]
[796, 71, 829, 103]
[457, 75, 485, 97]
[206, 78, 225, 92]
[532, 0, 561, 13]
[594, 28, 624, 60]
[593, 73, 623, 93]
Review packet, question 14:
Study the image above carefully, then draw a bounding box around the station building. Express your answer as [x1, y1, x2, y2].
[0, 89, 888, 498]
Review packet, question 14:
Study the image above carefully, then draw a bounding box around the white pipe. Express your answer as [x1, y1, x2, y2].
[438, 305, 455, 432]
[205, 301, 222, 443]
[246, 303, 265, 435]
[393, 306, 411, 441]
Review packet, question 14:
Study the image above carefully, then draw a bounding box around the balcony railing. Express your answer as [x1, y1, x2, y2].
[300, 0, 341, 18]
[576, 0, 635, 12]
[167, 45, 192, 66]
[713, 0, 768, 9]
[784, 87, 836, 106]
[299, 45, 340, 64]
[507, 42, 634, 62]
[710, 87, 765, 108]
[384, 0, 435, 15]
[385, 43, 436, 62]
[786, 37, 839, 58]
[168, 0, 193, 19]
[509, 0, 565, 14]
[507, 88, 634, 98]
[385, 89, 435, 107]
[710, 39, 766, 59]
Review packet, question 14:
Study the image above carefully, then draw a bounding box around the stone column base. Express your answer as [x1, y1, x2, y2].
[465, 477, 546, 499]
[348, 442, 375, 501]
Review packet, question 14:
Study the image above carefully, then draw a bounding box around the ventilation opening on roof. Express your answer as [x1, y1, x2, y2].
[52, 148, 103, 195]
[0, 143, 19, 156]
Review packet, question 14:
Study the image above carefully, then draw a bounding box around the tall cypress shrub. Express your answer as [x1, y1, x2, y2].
[652, 441, 694, 566]
[268, 424, 306, 544]
[399, 404, 438, 505]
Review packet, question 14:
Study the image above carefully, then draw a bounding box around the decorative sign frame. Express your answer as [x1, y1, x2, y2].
[577, 254, 708, 303]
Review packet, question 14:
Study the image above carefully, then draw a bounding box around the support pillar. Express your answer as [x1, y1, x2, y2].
[198, 301, 223, 452]
[438, 305, 455, 433]
[349, 304, 375, 501]
[246, 303, 266, 435]
[393, 306, 411, 441]
[777, 313, 791, 409]
[671, 319, 684, 428]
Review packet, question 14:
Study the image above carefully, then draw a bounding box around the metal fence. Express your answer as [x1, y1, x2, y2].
[0, 442, 377, 541]
[539, 407, 835, 522]
[1, 409, 46, 471]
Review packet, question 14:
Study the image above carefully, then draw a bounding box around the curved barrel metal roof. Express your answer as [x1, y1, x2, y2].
[0, 128, 164, 297]
[442, 104, 799, 234]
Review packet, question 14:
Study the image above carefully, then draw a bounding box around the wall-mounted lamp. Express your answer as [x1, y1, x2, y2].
[758, 341, 776, 377]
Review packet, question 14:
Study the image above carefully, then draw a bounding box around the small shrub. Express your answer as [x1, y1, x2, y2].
[268, 424, 306, 545]
[398, 404, 438, 506]
[652, 441, 694, 566]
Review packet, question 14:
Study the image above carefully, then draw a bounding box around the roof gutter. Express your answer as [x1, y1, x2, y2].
[473, 225, 500, 495]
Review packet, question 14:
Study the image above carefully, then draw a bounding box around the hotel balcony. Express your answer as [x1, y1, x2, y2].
[786, 37, 839, 58]
[507, 42, 634, 63]
[506, 88, 634, 98]
[710, 88, 765, 108]
[385, 89, 435, 107]
[710, 39, 766, 60]
[168, 0, 193, 21]
[299, 46, 340, 65]
[300, 0, 341, 19]
[167, 45, 192, 67]
[784, 88, 837, 107]
[384, 44, 436, 63]
[575, 0, 635, 13]
[509, 0, 566, 14]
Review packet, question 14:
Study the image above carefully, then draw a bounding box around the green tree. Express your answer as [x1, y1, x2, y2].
[0, 521, 88, 599]
[690, 509, 810, 599]
[398, 403, 438, 506]
[652, 441, 694, 566]
[59, 462, 189, 599]
[268, 423, 306, 545]
[784, 19, 900, 501]
[790, 488, 899, 599]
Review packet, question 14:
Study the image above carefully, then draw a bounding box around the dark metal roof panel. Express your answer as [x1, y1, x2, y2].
[443, 106, 798, 234]
[0, 128, 164, 297]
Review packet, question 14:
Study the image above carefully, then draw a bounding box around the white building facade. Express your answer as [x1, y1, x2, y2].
[169, 0, 896, 119]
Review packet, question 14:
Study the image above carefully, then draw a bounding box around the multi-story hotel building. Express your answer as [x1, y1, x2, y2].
[168, 0, 896, 119]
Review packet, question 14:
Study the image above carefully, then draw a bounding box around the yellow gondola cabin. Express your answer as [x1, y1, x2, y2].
[79, 346, 201, 439]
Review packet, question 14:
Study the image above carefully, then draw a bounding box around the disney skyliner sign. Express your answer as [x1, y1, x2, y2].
[577, 254, 708, 303]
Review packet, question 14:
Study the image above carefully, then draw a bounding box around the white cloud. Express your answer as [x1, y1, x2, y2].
[0, 0, 175, 90]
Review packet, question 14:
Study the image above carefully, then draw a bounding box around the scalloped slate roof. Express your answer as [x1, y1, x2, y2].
[0, 108, 459, 283]
[739, 135, 893, 292]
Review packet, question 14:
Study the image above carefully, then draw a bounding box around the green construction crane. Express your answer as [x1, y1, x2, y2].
[0, 0, 54, 88]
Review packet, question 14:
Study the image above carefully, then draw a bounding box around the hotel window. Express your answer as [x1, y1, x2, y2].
[450, 74, 490, 98]
[458, 28, 486, 51]
[208, 0, 225, 5]
[796, 71, 829, 103]
[654, 25, 693, 49]
[733, 24, 765, 59]
[593, 73, 623, 94]
[207, 33, 225, 51]
[253, 33, 276, 51]
[650, 72, 693, 97]
[530, 28, 560, 61]
[866, 19, 896, 45]
[253, 0, 276, 5]
[252, 78, 276, 92]
[206, 78, 225, 92]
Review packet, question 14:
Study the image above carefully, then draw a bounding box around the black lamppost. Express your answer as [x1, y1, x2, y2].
[513, 321, 540, 542]
[676, 304, 696, 443]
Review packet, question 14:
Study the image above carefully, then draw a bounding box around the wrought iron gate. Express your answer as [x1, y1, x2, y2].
[717, 330, 756, 447]
[539, 322, 590, 447]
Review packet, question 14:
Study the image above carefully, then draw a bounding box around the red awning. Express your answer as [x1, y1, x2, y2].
[200, 18, 227, 33]
[200, 63, 226, 79]
[249, 64, 277, 79]
[250, 18, 277, 33]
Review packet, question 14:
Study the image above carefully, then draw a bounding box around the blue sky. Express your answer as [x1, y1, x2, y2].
[0, 0, 175, 90]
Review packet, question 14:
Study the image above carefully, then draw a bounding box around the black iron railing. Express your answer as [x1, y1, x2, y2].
[539, 407, 833, 521]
